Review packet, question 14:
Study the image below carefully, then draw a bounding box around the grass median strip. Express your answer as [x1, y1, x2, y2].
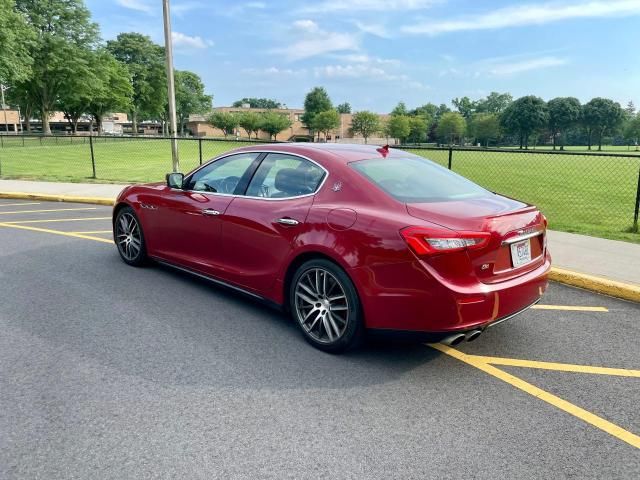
[429, 343, 640, 450]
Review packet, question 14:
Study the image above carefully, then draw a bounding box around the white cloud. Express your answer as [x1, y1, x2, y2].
[116, 0, 153, 13]
[292, 19, 320, 33]
[242, 67, 307, 76]
[302, 0, 439, 13]
[313, 64, 428, 89]
[402, 0, 640, 35]
[272, 28, 358, 61]
[172, 2, 205, 16]
[353, 21, 391, 38]
[172, 31, 213, 49]
[337, 54, 400, 65]
[487, 56, 568, 76]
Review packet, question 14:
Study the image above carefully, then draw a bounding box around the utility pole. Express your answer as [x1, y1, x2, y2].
[1, 84, 9, 134]
[162, 0, 180, 172]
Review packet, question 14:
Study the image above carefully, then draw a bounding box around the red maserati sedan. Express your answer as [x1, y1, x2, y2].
[113, 143, 550, 352]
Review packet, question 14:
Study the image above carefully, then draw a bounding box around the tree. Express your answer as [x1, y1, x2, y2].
[476, 92, 513, 114]
[582, 98, 624, 151]
[237, 111, 262, 140]
[410, 103, 438, 119]
[208, 111, 238, 138]
[0, 0, 35, 86]
[350, 111, 380, 144]
[302, 86, 332, 139]
[175, 70, 212, 136]
[625, 101, 636, 118]
[391, 101, 408, 116]
[437, 112, 466, 145]
[623, 114, 640, 150]
[336, 102, 351, 114]
[232, 97, 281, 109]
[14, 0, 99, 134]
[547, 97, 581, 150]
[407, 115, 429, 144]
[385, 115, 411, 144]
[452, 96, 476, 119]
[259, 111, 292, 140]
[500, 95, 548, 149]
[468, 113, 500, 147]
[107, 32, 166, 135]
[57, 47, 97, 133]
[312, 109, 340, 140]
[86, 50, 132, 133]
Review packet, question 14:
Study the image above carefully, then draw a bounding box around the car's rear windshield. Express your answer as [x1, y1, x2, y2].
[350, 157, 490, 203]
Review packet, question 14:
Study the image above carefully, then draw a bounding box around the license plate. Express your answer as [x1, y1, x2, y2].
[510, 239, 532, 268]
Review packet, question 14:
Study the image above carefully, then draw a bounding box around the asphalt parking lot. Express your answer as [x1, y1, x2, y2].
[1, 199, 639, 479]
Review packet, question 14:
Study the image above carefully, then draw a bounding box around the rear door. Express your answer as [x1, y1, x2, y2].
[218, 153, 327, 294]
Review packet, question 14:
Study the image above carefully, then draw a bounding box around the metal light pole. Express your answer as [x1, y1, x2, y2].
[162, 0, 180, 172]
[1, 84, 9, 134]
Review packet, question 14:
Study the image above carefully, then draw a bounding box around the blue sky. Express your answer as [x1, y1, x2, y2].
[86, 0, 640, 112]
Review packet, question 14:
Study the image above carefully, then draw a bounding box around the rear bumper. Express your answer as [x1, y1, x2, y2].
[349, 252, 551, 333]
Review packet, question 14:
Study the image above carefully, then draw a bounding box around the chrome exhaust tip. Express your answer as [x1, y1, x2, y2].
[465, 329, 482, 342]
[441, 333, 466, 346]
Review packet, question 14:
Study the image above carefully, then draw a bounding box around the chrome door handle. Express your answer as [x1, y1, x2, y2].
[202, 208, 220, 216]
[276, 218, 299, 226]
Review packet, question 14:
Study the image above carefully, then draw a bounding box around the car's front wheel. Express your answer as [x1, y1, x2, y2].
[290, 259, 363, 353]
[114, 206, 147, 266]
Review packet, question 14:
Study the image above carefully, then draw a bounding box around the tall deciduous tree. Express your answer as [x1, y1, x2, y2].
[208, 111, 238, 138]
[237, 111, 262, 140]
[476, 92, 513, 114]
[437, 112, 466, 145]
[0, 0, 35, 85]
[390, 102, 408, 116]
[547, 97, 581, 150]
[312, 109, 340, 140]
[15, 0, 99, 135]
[385, 115, 411, 144]
[468, 113, 500, 147]
[623, 113, 640, 150]
[175, 70, 212, 136]
[232, 97, 281, 109]
[259, 111, 292, 140]
[407, 115, 429, 144]
[350, 111, 380, 144]
[336, 102, 351, 114]
[582, 98, 624, 151]
[451, 96, 477, 119]
[500, 96, 548, 149]
[302, 87, 332, 139]
[107, 32, 166, 135]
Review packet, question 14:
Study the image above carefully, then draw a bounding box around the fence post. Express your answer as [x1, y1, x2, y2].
[633, 166, 640, 233]
[198, 138, 203, 165]
[89, 135, 96, 178]
[448, 147, 453, 170]
[0, 135, 3, 148]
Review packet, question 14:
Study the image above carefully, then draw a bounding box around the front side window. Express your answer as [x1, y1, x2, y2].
[351, 156, 489, 203]
[186, 152, 260, 194]
[246, 153, 326, 198]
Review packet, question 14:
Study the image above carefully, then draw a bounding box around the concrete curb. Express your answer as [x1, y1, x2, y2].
[0, 191, 115, 206]
[549, 267, 640, 303]
[1, 190, 639, 303]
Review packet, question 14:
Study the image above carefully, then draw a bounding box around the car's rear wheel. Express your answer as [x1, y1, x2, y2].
[290, 259, 363, 353]
[114, 206, 147, 266]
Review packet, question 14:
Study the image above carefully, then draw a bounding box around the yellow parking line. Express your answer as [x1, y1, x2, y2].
[468, 355, 640, 377]
[3, 216, 111, 224]
[0, 202, 42, 208]
[532, 305, 608, 312]
[0, 222, 113, 244]
[0, 207, 97, 215]
[429, 344, 640, 450]
[69, 230, 112, 234]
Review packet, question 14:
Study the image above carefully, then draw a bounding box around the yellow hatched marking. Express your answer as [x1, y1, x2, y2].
[0, 202, 42, 208]
[0, 222, 113, 244]
[532, 305, 608, 312]
[0, 207, 97, 215]
[429, 344, 640, 450]
[3, 216, 111, 224]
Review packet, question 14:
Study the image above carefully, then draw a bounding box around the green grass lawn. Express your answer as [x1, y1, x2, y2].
[0, 137, 638, 243]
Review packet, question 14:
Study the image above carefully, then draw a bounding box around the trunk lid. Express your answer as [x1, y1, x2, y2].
[407, 194, 546, 283]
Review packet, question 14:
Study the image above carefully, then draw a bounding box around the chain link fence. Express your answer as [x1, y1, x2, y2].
[0, 135, 638, 240]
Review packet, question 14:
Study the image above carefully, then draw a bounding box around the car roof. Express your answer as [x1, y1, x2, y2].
[231, 142, 411, 164]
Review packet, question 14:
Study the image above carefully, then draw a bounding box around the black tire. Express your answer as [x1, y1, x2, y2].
[289, 259, 363, 353]
[114, 206, 148, 266]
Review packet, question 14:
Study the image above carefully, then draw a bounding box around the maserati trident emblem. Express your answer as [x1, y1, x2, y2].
[332, 181, 343, 192]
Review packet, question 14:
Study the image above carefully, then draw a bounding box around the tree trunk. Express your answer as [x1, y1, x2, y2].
[519, 133, 523, 149]
[42, 110, 51, 135]
[552, 131, 557, 150]
[132, 112, 138, 136]
[73, 118, 79, 134]
[587, 130, 592, 150]
[96, 116, 103, 134]
[25, 117, 31, 132]
[598, 130, 603, 151]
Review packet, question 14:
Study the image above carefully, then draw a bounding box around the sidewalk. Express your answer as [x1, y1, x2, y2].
[1, 179, 639, 294]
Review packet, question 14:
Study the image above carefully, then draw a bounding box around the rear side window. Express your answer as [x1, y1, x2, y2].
[350, 157, 489, 203]
[246, 153, 326, 198]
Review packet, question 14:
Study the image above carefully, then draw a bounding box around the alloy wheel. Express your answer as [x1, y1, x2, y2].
[294, 268, 349, 344]
[116, 212, 142, 261]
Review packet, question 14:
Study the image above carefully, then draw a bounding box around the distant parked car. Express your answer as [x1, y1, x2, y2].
[113, 143, 550, 352]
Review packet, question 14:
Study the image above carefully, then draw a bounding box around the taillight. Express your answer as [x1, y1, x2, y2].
[400, 226, 491, 256]
[542, 214, 548, 228]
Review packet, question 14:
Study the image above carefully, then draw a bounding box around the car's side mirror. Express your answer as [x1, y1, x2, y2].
[166, 172, 184, 189]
